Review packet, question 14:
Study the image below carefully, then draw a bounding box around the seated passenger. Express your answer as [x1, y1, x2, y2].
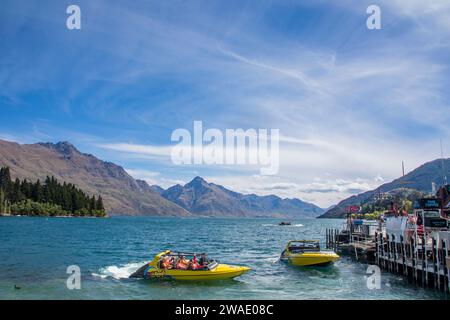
[176, 256, 189, 270]
[190, 255, 200, 270]
[161, 256, 173, 269]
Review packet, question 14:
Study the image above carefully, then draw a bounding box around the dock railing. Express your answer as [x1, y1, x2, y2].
[326, 226, 450, 292]
[374, 231, 450, 292]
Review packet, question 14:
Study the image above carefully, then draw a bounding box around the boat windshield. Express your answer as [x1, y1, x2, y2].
[288, 241, 320, 253]
[163, 252, 207, 258]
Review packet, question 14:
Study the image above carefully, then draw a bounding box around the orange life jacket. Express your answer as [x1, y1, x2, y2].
[176, 260, 188, 269]
[162, 259, 172, 269]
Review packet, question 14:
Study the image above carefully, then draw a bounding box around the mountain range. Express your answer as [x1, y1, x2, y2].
[0, 139, 323, 218]
[161, 176, 323, 218]
[0, 139, 189, 216]
[318, 158, 450, 218]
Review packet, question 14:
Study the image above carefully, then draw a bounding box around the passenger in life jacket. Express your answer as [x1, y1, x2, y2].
[176, 256, 189, 270]
[161, 256, 173, 269]
[190, 255, 200, 270]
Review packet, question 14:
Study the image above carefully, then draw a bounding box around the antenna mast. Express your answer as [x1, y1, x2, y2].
[402, 161, 405, 177]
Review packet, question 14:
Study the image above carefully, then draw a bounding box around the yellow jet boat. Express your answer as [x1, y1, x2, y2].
[280, 240, 340, 266]
[129, 250, 251, 281]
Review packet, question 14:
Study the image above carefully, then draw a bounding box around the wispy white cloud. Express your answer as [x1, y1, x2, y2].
[125, 168, 185, 189]
[125, 168, 160, 186]
[100, 143, 172, 158]
[2, 0, 450, 207]
[203, 174, 386, 208]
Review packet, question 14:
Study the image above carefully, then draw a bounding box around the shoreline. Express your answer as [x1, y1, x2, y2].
[0, 214, 108, 218]
[0, 213, 338, 219]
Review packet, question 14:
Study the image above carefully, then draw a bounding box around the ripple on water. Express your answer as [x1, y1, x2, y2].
[0, 216, 448, 300]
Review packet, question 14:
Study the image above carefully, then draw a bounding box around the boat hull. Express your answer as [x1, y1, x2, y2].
[283, 252, 340, 266]
[144, 264, 251, 281]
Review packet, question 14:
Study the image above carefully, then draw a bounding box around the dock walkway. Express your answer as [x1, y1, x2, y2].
[326, 228, 450, 292]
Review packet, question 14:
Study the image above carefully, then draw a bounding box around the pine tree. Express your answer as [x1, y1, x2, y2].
[71, 188, 83, 213]
[0, 167, 12, 197]
[96, 196, 105, 211]
[89, 195, 96, 212]
[0, 167, 106, 217]
[20, 179, 32, 199]
[44, 176, 52, 203]
[62, 187, 72, 212]
[0, 189, 5, 213]
[32, 180, 43, 203]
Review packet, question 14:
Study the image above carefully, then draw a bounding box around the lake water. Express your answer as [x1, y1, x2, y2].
[0, 216, 447, 300]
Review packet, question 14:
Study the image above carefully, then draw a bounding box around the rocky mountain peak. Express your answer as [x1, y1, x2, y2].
[161, 176, 324, 218]
[186, 176, 208, 187]
[37, 141, 80, 156]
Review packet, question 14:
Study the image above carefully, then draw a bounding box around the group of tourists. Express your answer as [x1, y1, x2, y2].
[160, 255, 204, 270]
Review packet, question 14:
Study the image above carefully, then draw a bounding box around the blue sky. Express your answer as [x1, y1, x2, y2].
[1, 0, 450, 207]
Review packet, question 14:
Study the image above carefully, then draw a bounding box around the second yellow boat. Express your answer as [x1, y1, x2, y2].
[280, 240, 340, 266]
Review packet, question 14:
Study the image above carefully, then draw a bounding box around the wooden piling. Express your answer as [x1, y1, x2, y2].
[334, 229, 338, 251]
[400, 235, 406, 278]
[393, 235, 398, 274]
[375, 232, 379, 266]
[412, 237, 417, 285]
[421, 237, 426, 288]
[443, 240, 449, 293]
[326, 222, 449, 292]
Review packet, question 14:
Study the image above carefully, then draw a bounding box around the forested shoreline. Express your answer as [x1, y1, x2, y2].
[0, 167, 106, 217]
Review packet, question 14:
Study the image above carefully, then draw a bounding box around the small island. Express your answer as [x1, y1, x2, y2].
[0, 166, 106, 217]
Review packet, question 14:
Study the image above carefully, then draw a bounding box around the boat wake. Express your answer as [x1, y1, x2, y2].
[262, 224, 304, 227]
[92, 262, 145, 279]
[262, 257, 280, 263]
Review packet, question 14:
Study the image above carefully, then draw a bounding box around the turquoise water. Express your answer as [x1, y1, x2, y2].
[0, 216, 447, 300]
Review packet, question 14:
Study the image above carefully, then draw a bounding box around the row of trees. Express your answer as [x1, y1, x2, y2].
[0, 167, 106, 217]
[351, 189, 421, 220]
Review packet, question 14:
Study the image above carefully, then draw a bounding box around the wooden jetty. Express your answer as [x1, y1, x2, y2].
[326, 226, 450, 292]
[326, 218, 379, 264]
[326, 189, 450, 293]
